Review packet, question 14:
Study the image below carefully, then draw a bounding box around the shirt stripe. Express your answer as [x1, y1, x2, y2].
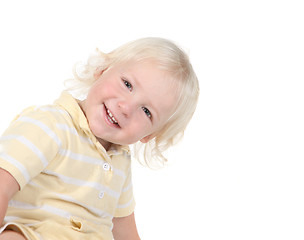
[0, 135, 49, 167]
[43, 170, 120, 199]
[17, 116, 62, 147]
[0, 152, 30, 182]
[58, 149, 102, 165]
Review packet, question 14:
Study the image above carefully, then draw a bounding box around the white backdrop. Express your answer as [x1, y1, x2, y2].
[0, 1, 303, 239]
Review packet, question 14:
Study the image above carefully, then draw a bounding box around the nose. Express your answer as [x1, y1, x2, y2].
[118, 100, 134, 118]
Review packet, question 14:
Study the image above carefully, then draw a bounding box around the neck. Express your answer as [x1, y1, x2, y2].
[97, 138, 112, 151]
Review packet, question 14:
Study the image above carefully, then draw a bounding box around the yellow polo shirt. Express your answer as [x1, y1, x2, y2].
[0, 92, 135, 240]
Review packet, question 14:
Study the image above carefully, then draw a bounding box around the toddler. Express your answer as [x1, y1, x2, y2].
[0, 37, 199, 240]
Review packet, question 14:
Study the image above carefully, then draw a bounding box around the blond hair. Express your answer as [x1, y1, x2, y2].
[66, 37, 199, 168]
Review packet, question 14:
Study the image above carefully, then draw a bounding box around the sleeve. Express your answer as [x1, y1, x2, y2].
[114, 161, 136, 218]
[0, 106, 62, 189]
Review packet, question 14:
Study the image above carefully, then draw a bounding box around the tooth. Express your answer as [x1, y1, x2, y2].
[106, 109, 118, 124]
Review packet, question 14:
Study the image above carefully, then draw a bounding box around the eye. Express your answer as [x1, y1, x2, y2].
[122, 79, 133, 92]
[142, 107, 152, 119]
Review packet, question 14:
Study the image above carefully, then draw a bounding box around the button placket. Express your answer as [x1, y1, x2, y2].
[102, 162, 113, 184]
[98, 191, 104, 199]
[103, 163, 111, 171]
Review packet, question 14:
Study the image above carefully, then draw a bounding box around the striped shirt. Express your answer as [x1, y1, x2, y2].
[0, 91, 135, 240]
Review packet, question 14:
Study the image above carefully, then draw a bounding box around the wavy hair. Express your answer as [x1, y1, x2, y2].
[66, 37, 199, 168]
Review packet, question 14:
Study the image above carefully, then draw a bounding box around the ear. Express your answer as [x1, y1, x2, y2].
[94, 67, 107, 80]
[140, 134, 155, 143]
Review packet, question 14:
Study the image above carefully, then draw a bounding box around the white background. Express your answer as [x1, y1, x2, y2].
[0, 1, 303, 239]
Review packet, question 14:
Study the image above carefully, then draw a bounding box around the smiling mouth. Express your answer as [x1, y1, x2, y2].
[105, 105, 120, 127]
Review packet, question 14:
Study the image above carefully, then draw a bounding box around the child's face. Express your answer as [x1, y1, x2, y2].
[80, 60, 178, 148]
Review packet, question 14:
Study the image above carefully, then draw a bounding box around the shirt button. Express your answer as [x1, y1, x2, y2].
[99, 191, 104, 199]
[103, 163, 111, 171]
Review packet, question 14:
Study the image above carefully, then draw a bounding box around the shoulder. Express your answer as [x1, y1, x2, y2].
[3, 104, 73, 149]
[12, 104, 68, 123]
[9, 105, 70, 135]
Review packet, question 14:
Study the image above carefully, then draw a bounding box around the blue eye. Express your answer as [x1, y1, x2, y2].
[142, 107, 152, 119]
[123, 79, 133, 91]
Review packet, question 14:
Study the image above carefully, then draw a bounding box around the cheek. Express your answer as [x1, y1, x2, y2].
[101, 81, 121, 97]
[87, 84, 101, 102]
[92, 77, 113, 92]
[135, 120, 155, 136]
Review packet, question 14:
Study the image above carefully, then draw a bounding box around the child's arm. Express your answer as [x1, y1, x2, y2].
[0, 168, 19, 225]
[112, 212, 141, 240]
